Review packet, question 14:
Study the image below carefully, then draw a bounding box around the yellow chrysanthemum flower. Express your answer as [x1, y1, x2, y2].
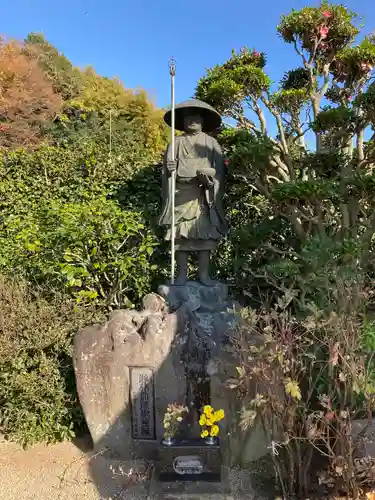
[199, 414, 207, 426]
[203, 405, 213, 416]
[214, 409, 225, 421]
[210, 424, 219, 437]
[201, 430, 209, 438]
[206, 419, 213, 426]
[164, 422, 170, 429]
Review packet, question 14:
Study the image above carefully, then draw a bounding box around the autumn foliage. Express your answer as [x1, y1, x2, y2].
[0, 37, 62, 149]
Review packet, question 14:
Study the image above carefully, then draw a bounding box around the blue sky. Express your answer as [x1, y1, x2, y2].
[1, 0, 374, 109]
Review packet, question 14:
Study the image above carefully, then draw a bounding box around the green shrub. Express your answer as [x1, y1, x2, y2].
[0, 33, 169, 447]
[0, 146, 163, 447]
[0, 276, 104, 446]
[1, 195, 159, 308]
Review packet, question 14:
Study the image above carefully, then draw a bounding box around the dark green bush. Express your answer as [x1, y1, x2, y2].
[0, 276, 104, 446]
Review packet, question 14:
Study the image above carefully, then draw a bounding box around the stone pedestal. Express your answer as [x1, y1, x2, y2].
[74, 280, 275, 471]
[158, 280, 240, 375]
[156, 438, 221, 481]
[158, 281, 238, 330]
[151, 437, 230, 499]
[352, 418, 375, 458]
[148, 470, 232, 500]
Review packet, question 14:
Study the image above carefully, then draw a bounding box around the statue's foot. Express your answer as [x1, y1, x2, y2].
[198, 274, 220, 287]
[174, 275, 188, 286]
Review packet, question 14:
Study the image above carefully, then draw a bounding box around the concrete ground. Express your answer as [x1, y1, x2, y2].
[0, 436, 268, 500]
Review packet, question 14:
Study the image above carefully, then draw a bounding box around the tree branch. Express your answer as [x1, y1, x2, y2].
[356, 127, 365, 162]
[293, 39, 307, 65]
[292, 120, 308, 152]
[355, 88, 366, 163]
[269, 160, 290, 182]
[254, 179, 272, 198]
[314, 63, 331, 153]
[340, 203, 350, 233]
[361, 211, 375, 264]
[317, 64, 331, 105]
[314, 199, 326, 237]
[308, 38, 320, 66]
[248, 269, 296, 294]
[263, 243, 300, 259]
[284, 206, 306, 240]
[228, 110, 259, 133]
[248, 97, 267, 135]
[261, 94, 290, 155]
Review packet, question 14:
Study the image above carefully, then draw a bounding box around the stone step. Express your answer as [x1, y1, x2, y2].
[148, 468, 233, 500]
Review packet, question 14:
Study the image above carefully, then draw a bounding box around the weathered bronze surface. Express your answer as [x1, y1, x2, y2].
[159, 99, 228, 286]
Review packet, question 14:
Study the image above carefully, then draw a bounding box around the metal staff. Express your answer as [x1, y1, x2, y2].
[169, 57, 176, 284]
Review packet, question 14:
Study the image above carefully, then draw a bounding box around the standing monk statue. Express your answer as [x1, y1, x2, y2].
[159, 99, 228, 286]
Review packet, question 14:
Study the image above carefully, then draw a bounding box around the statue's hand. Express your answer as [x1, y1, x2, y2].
[167, 160, 177, 173]
[197, 171, 214, 188]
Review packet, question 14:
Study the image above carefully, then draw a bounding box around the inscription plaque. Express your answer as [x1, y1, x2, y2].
[130, 367, 155, 440]
[173, 455, 203, 475]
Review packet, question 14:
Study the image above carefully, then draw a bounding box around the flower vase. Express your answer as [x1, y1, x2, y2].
[205, 436, 218, 445]
[162, 436, 174, 446]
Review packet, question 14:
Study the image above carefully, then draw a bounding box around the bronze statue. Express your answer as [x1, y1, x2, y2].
[159, 99, 228, 286]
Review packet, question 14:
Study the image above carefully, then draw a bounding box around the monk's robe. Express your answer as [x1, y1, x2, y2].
[159, 131, 228, 252]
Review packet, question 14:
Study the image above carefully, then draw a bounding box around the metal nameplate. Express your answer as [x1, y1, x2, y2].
[173, 455, 204, 475]
[130, 367, 155, 440]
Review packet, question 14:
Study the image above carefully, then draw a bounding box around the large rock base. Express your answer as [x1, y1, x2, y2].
[74, 281, 275, 469]
[73, 293, 186, 459]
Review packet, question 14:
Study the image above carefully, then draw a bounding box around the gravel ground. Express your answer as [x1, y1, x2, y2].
[0, 437, 97, 500]
[0, 437, 270, 500]
[0, 436, 150, 500]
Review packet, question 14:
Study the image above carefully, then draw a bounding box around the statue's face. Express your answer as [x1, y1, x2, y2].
[184, 114, 203, 133]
